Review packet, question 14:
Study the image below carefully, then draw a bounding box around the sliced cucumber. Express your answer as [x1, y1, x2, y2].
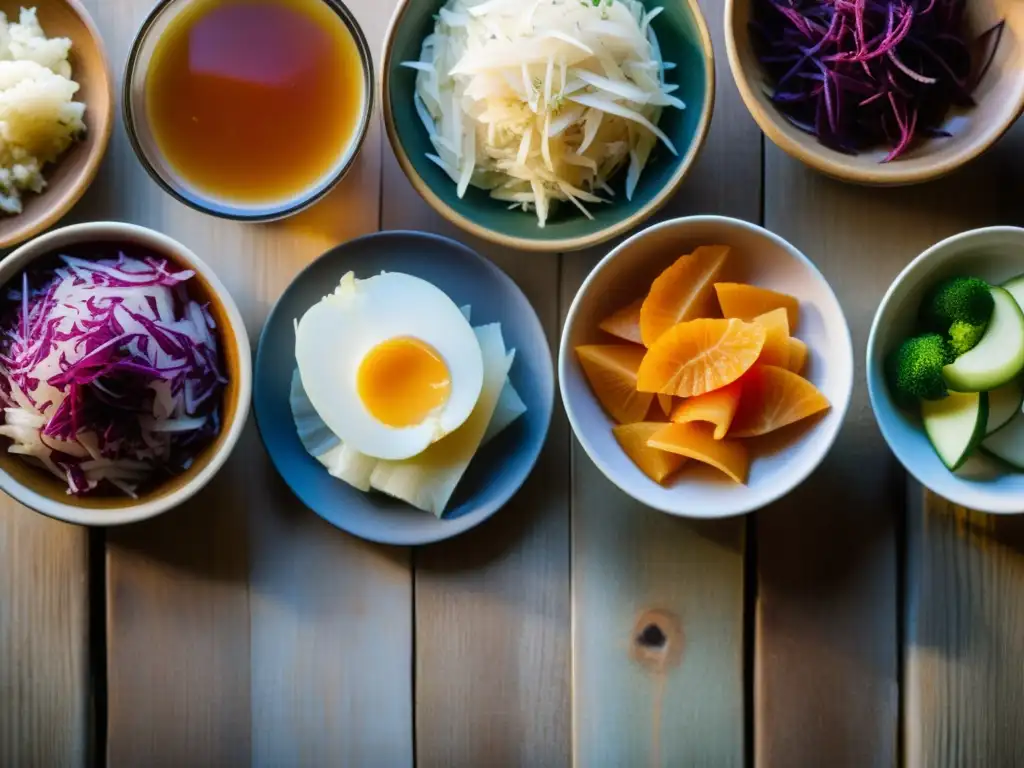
[943, 287, 1024, 392]
[985, 378, 1024, 435]
[980, 408, 1024, 471]
[922, 391, 988, 470]
[1001, 273, 1024, 308]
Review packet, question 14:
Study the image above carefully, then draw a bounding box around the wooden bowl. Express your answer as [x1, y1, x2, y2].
[0, 223, 252, 527]
[0, 0, 113, 248]
[725, 0, 1024, 185]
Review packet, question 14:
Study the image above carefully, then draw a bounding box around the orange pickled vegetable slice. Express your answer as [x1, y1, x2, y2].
[636, 318, 765, 398]
[786, 337, 809, 375]
[575, 344, 653, 424]
[730, 364, 831, 438]
[715, 283, 800, 330]
[647, 422, 750, 484]
[657, 394, 675, 418]
[753, 308, 791, 368]
[613, 422, 688, 484]
[670, 380, 744, 440]
[639, 245, 730, 347]
[598, 298, 644, 345]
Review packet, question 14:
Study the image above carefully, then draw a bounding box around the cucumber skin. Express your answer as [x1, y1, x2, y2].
[1001, 274, 1024, 294]
[970, 277, 1024, 470]
[958, 394, 989, 471]
[942, 287, 1024, 393]
[978, 447, 1024, 473]
[923, 392, 989, 471]
[984, 379, 1024, 436]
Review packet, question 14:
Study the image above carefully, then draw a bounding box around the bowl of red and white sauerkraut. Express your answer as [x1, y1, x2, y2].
[0, 221, 251, 525]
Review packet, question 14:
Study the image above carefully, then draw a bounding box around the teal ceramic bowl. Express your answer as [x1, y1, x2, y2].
[381, 0, 715, 253]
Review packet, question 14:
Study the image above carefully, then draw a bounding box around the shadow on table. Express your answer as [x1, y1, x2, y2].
[907, 491, 1024, 659]
[106, 420, 408, 587]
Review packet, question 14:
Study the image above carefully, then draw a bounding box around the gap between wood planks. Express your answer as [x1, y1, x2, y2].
[745, 129, 767, 768]
[88, 526, 106, 768]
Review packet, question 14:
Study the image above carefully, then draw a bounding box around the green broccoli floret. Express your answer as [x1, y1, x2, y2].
[887, 333, 954, 406]
[922, 277, 994, 329]
[948, 319, 987, 357]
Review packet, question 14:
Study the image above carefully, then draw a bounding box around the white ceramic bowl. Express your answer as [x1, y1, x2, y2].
[867, 226, 1024, 514]
[560, 215, 854, 518]
[0, 222, 252, 526]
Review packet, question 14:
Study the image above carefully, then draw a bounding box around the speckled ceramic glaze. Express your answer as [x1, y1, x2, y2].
[253, 231, 554, 545]
[381, 0, 715, 252]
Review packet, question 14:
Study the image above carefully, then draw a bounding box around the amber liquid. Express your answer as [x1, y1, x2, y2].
[146, 0, 365, 206]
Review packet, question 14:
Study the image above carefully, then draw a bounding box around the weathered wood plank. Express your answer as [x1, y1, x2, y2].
[758, 147, 903, 768]
[380, 150, 572, 767]
[901, 122, 1024, 768]
[567, 0, 758, 761]
[97, 0, 414, 764]
[905, 490, 1024, 767]
[0, 509, 90, 766]
[760, 115, 1024, 767]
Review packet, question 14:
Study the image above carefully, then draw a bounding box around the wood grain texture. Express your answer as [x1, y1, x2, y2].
[567, 0, 758, 762]
[0, 509, 90, 766]
[901, 123, 1024, 768]
[759, 117, 1024, 768]
[93, 0, 414, 765]
[905, 490, 1024, 767]
[380, 152, 571, 768]
[758, 147, 902, 768]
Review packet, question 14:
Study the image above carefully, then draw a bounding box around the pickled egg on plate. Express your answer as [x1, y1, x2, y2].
[295, 272, 484, 461]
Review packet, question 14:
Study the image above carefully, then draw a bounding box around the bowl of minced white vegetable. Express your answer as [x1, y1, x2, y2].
[0, 4, 113, 248]
[382, 0, 714, 253]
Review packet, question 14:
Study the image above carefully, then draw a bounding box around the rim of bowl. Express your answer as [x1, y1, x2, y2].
[122, 0, 376, 222]
[252, 229, 556, 545]
[0, 0, 115, 249]
[0, 221, 253, 526]
[723, 0, 1024, 186]
[380, 0, 717, 253]
[559, 214, 855, 518]
[866, 225, 1024, 514]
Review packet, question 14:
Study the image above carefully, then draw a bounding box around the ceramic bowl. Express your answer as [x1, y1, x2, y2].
[381, 0, 715, 253]
[123, 0, 374, 221]
[725, 0, 1024, 185]
[253, 231, 554, 545]
[0, 222, 252, 526]
[0, 0, 114, 248]
[560, 215, 854, 518]
[868, 226, 1024, 514]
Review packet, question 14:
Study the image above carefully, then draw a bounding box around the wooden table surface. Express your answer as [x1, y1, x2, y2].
[3, 0, 1024, 765]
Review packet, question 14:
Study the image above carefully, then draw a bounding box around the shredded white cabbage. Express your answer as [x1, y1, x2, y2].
[403, 0, 683, 228]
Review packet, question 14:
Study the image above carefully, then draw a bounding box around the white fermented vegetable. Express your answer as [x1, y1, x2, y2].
[288, 303, 528, 516]
[404, 0, 683, 227]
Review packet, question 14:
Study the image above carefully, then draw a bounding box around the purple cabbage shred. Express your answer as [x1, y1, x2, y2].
[0, 252, 227, 497]
[751, 0, 1005, 161]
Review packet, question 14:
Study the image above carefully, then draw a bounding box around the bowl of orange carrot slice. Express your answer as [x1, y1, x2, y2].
[560, 215, 854, 518]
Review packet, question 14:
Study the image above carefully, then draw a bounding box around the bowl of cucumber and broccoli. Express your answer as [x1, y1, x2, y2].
[868, 227, 1024, 515]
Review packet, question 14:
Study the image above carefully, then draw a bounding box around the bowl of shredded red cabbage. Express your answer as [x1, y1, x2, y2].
[726, 0, 1024, 183]
[0, 250, 227, 498]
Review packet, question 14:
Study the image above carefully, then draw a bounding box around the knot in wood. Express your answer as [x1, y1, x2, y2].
[630, 609, 683, 674]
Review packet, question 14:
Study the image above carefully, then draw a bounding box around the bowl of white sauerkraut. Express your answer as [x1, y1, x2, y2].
[0, 3, 113, 249]
[382, 0, 714, 253]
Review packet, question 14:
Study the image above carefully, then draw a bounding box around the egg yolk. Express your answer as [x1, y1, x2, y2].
[357, 337, 452, 428]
